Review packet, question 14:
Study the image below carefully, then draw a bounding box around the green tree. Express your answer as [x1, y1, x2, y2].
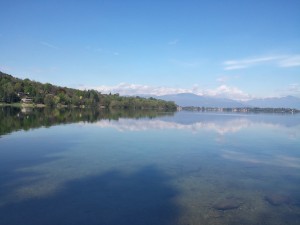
[44, 95, 55, 107]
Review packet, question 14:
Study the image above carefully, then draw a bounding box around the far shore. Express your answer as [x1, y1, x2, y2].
[1, 102, 300, 114]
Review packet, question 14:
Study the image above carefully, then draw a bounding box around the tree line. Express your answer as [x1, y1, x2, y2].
[0, 106, 174, 136]
[0, 71, 177, 110]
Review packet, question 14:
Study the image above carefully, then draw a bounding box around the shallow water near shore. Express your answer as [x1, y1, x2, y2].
[1, 107, 300, 225]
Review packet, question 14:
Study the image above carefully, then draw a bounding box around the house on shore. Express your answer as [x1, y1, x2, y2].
[21, 96, 33, 104]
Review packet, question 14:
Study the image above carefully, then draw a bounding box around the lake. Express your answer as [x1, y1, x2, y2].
[1, 107, 300, 225]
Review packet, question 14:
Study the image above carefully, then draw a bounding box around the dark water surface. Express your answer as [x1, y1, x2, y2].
[1, 107, 300, 225]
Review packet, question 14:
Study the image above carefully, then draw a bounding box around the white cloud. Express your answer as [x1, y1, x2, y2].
[40, 41, 59, 50]
[223, 54, 300, 70]
[216, 76, 228, 83]
[279, 55, 300, 67]
[203, 85, 251, 101]
[87, 83, 192, 96]
[93, 118, 253, 135]
[82, 83, 251, 101]
[92, 116, 300, 139]
[223, 56, 281, 70]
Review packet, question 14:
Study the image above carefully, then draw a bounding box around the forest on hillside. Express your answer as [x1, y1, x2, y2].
[0, 71, 177, 110]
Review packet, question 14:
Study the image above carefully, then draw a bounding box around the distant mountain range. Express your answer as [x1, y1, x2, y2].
[153, 93, 300, 109]
[157, 93, 246, 108]
[245, 96, 300, 109]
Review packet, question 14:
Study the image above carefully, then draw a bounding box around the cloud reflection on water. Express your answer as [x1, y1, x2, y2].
[91, 113, 300, 170]
[221, 150, 300, 169]
[92, 118, 253, 134]
[1, 112, 300, 211]
[91, 114, 300, 138]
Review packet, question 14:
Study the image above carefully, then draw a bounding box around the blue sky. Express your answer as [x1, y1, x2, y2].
[1, 0, 300, 100]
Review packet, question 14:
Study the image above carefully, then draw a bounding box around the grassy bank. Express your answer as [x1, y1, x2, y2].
[0, 102, 46, 108]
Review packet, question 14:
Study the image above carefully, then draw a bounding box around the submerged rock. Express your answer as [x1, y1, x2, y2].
[213, 197, 242, 210]
[265, 194, 291, 206]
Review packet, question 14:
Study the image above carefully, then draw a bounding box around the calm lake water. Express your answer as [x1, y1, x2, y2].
[1, 107, 300, 225]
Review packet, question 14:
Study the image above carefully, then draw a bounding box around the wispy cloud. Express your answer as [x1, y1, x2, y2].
[40, 41, 59, 50]
[216, 75, 240, 84]
[223, 54, 300, 70]
[287, 83, 300, 93]
[222, 150, 300, 168]
[273, 83, 300, 98]
[216, 76, 229, 83]
[223, 56, 281, 70]
[279, 55, 300, 67]
[168, 39, 179, 45]
[81, 83, 251, 101]
[279, 83, 300, 96]
[169, 59, 201, 68]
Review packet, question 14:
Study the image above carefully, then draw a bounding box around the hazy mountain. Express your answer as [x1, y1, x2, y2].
[157, 93, 246, 108]
[246, 96, 300, 109]
[154, 93, 300, 109]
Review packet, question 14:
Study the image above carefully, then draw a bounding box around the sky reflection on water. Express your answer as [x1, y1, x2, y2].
[1, 110, 300, 224]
